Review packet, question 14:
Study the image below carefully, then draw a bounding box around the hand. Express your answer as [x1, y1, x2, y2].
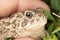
[0, 0, 18, 17]
[0, 0, 50, 40]
[18, 0, 50, 12]
[14, 37, 34, 40]
[0, 0, 50, 17]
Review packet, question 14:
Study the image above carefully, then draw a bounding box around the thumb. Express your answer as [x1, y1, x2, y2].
[18, 0, 50, 12]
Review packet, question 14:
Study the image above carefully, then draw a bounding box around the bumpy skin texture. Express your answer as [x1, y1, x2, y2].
[0, 8, 47, 40]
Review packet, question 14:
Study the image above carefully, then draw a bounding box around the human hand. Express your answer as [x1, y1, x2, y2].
[0, 0, 50, 17]
[0, 0, 18, 17]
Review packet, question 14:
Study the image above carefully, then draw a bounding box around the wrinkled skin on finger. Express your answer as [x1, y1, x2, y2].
[0, 0, 18, 17]
[0, 0, 50, 17]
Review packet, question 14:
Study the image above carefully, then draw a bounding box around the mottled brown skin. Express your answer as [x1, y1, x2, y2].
[0, 8, 47, 40]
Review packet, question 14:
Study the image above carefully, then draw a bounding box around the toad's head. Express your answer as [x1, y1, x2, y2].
[0, 8, 47, 40]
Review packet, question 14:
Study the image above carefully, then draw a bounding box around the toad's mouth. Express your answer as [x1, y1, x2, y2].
[24, 20, 47, 30]
[12, 21, 47, 38]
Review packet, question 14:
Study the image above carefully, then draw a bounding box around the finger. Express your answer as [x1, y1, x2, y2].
[14, 37, 34, 40]
[18, 0, 50, 12]
[0, 0, 18, 17]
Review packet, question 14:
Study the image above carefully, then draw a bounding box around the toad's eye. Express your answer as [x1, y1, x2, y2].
[24, 10, 35, 18]
[26, 12, 33, 17]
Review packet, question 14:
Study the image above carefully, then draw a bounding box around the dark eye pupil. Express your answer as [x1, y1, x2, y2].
[26, 12, 33, 17]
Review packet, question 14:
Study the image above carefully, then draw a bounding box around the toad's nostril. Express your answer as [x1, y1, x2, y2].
[26, 12, 33, 17]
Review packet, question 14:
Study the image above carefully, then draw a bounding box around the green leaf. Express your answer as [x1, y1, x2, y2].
[43, 10, 55, 22]
[56, 32, 60, 40]
[47, 23, 55, 34]
[52, 28, 60, 40]
[43, 34, 58, 40]
[50, 34, 58, 40]
[51, 0, 60, 16]
[51, 0, 60, 12]
[43, 37, 49, 40]
[52, 29, 60, 34]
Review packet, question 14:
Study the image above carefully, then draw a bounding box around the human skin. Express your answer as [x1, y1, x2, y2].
[18, 0, 50, 12]
[0, 0, 50, 40]
[14, 37, 34, 40]
[0, 0, 18, 17]
[0, 0, 50, 17]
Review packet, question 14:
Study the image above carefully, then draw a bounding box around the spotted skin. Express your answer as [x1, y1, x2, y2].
[0, 8, 47, 40]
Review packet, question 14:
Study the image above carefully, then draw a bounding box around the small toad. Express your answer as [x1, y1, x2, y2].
[0, 8, 48, 40]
